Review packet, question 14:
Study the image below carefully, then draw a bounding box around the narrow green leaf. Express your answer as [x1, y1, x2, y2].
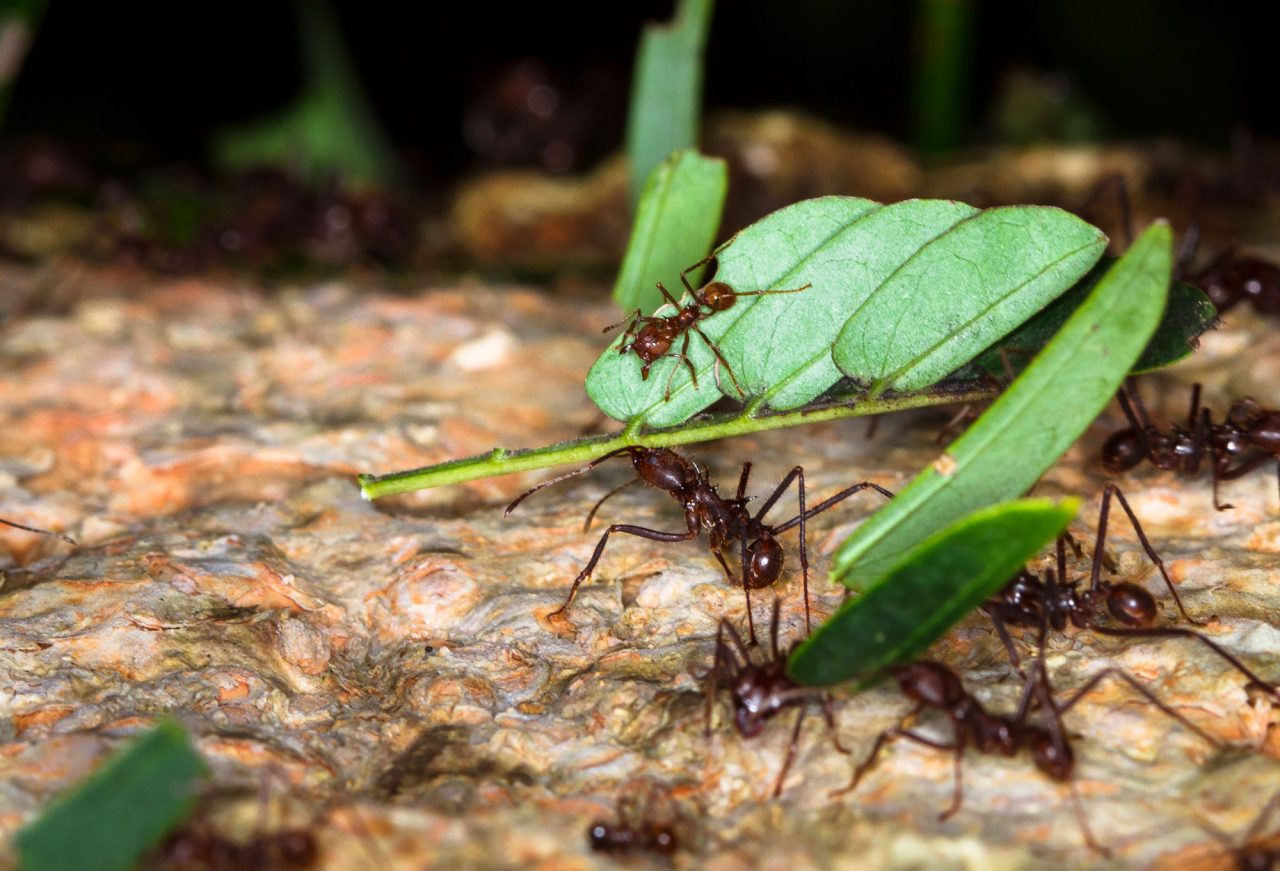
[17, 720, 208, 871]
[613, 149, 728, 315]
[626, 0, 715, 205]
[586, 197, 1104, 428]
[832, 205, 1106, 393]
[831, 221, 1173, 590]
[789, 498, 1078, 687]
[962, 262, 1217, 380]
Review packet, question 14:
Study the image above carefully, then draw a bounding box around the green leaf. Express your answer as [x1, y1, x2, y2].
[613, 149, 728, 315]
[830, 221, 1173, 590]
[586, 197, 1105, 427]
[788, 498, 1078, 687]
[17, 720, 208, 871]
[832, 205, 1106, 394]
[626, 0, 715, 205]
[962, 262, 1217, 380]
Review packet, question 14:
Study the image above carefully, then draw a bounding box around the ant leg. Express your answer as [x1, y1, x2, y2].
[654, 280, 686, 311]
[768, 598, 783, 661]
[505, 447, 642, 515]
[740, 535, 758, 645]
[678, 253, 718, 295]
[820, 693, 851, 754]
[1188, 382, 1203, 431]
[984, 607, 1025, 676]
[604, 308, 643, 336]
[706, 619, 747, 735]
[937, 737, 966, 822]
[1095, 484, 1203, 625]
[1244, 787, 1280, 843]
[1089, 624, 1280, 703]
[582, 478, 642, 532]
[0, 518, 75, 545]
[1057, 667, 1221, 749]
[772, 707, 807, 799]
[770, 481, 895, 533]
[732, 282, 812, 300]
[691, 323, 744, 397]
[549, 524, 698, 618]
[750, 466, 811, 630]
[1066, 781, 1110, 857]
[736, 462, 753, 501]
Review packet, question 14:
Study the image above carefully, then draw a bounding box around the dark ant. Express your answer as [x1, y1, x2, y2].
[984, 484, 1280, 701]
[587, 785, 680, 857]
[1190, 789, 1280, 871]
[150, 824, 318, 870]
[505, 445, 892, 642]
[606, 253, 810, 399]
[0, 517, 75, 545]
[1102, 382, 1280, 509]
[835, 646, 1220, 854]
[704, 600, 849, 798]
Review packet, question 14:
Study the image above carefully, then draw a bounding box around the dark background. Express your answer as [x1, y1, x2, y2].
[4, 1, 1271, 184]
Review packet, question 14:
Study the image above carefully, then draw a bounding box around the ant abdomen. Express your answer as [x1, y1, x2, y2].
[745, 538, 783, 589]
[1105, 583, 1157, 626]
[1101, 429, 1148, 472]
[700, 281, 736, 311]
[1030, 730, 1073, 781]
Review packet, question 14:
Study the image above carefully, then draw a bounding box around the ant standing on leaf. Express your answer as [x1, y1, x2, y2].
[607, 253, 811, 400]
[704, 600, 849, 798]
[505, 445, 893, 642]
[1102, 381, 1280, 509]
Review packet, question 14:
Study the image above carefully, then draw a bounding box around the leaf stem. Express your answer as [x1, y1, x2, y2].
[359, 384, 996, 499]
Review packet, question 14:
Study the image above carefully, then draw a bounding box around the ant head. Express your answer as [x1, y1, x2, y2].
[892, 662, 965, 710]
[1101, 429, 1148, 472]
[700, 281, 736, 312]
[1105, 582, 1157, 627]
[632, 448, 696, 493]
[745, 536, 783, 590]
[1228, 398, 1264, 428]
[632, 326, 673, 364]
[732, 699, 767, 738]
[1030, 729, 1074, 781]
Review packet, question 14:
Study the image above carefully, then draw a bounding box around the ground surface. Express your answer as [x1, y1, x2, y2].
[2, 218, 1280, 869]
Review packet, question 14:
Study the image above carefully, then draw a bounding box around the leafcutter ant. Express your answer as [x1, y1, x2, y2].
[606, 253, 811, 399]
[984, 484, 1280, 701]
[704, 600, 849, 798]
[505, 445, 892, 641]
[587, 784, 681, 857]
[834, 648, 1220, 854]
[1102, 382, 1280, 509]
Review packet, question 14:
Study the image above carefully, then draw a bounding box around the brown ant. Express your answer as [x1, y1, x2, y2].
[984, 484, 1280, 702]
[606, 253, 810, 399]
[835, 644, 1220, 854]
[1102, 382, 1280, 509]
[704, 600, 849, 798]
[587, 785, 681, 857]
[150, 824, 318, 870]
[505, 445, 892, 641]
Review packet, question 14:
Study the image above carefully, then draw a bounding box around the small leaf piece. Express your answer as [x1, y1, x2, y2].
[626, 0, 715, 205]
[831, 221, 1173, 589]
[788, 498, 1078, 687]
[832, 205, 1106, 393]
[613, 149, 728, 315]
[17, 720, 208, 871]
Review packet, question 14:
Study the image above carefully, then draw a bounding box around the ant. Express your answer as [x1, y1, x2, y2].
[150, 825, 318, 870]
[984, 484, 1280, 701]
[835, 644, 1220, 854]
[587, 785, 681, 857]
[704, 600, 849, 798]
[1189, 789, 1280, 871]
[1102, 382, 1280, 509]
[606, 253, 810, 399]
[505, 445, 892, 642]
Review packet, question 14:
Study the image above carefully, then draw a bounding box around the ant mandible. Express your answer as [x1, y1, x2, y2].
[704, 600, 849, 798]
[505, 445, 893, 642]
[606, 253, 811, 399]
[835, 652, 1220, 855]
[1102, 382, 1280, 509]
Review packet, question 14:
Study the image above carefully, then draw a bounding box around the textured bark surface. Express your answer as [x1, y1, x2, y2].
[2, 208, 1280, 868]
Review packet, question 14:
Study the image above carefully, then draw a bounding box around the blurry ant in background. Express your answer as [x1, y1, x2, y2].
[984, 483, 1280, 701]
[587, 783, 682, 857]
[704, 600, 849, 798]
[836, 613, 1221, 855]
[1102, 382, 1280, 509]
[506, 445, 892, 642]
[607, 253, 810, 399]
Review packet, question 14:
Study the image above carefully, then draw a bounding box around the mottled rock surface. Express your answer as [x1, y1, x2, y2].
[1, 259, 1279, 871]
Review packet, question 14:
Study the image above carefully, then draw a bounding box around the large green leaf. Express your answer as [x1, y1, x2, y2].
[16, 720, 208, 871]
[831, 221, 1173, 590]
[625, 0, 715, 205]
[789, 498, 1077, 687]
[613, 149, 728, 315]
[586, 197, 1105, 427]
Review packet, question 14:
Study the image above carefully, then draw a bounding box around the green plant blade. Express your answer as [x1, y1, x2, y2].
[831, 220, 1173, 590]
[587, 198, 1105, 427]
[789, 497, 1077, 687]
[626, 0, 715, 205]
[612, 149, 728, 315]
[960, 263, 1216, 380]
[832, 205, 1106, 394]
[16, 720, 208, 871]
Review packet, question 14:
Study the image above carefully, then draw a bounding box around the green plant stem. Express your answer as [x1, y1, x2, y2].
[359, 385, 996, 499]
